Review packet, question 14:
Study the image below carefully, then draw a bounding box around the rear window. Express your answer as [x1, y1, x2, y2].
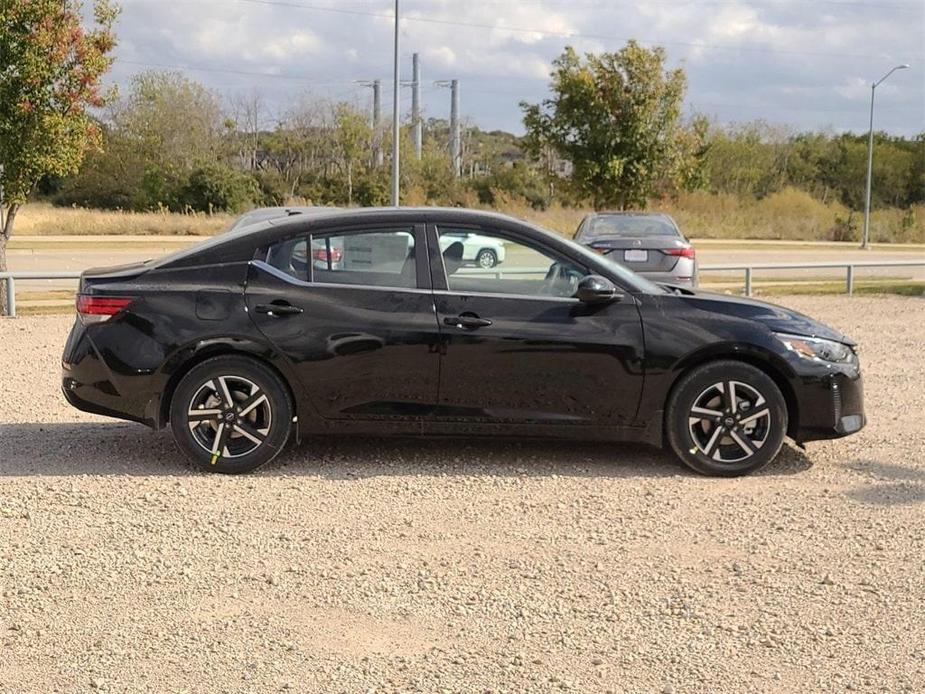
[582, 215, 679, 240]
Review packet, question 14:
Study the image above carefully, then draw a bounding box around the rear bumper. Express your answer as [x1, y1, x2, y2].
[61, 319, 157, 427]
[793, 366, 866, 443]
[640, 271, 696, 287]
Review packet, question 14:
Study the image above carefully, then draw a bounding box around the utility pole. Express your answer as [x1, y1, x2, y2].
[435, 79, 461, 177]
[861, 63, 910, 249]
[356, 79, 383, 167]
[390, 0, 401, 206]
[401, 54, 423, 160]
[411, 54, 422, 160]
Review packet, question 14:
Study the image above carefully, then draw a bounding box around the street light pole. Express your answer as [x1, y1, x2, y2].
[390, 0, 401, 207]
[861, 64, 910, 250]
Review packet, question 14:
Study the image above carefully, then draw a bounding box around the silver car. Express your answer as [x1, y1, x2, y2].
[574, 212, 698, 287]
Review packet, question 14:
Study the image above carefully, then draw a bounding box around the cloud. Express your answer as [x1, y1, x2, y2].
[105, 0, 924, 135]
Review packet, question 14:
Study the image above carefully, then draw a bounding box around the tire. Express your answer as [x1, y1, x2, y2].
[169, 355, 293, 474]
[476, 249, 498, 269]
[665, 360, 787, 477]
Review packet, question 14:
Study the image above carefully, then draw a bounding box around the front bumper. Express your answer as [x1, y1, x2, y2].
[793, 365, 866, 443]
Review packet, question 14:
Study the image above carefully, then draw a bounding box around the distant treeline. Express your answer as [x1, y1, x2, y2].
[44, 72, 923, 240]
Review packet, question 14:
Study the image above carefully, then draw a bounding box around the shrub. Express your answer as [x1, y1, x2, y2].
[178, 164, 261, 213]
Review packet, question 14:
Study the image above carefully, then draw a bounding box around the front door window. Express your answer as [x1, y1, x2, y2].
[436, 227, 589, 299]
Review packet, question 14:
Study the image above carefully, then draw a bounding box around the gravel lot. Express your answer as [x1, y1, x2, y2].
[1, 296, 923, 693]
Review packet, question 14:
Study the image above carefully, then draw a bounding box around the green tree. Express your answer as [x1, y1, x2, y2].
[61, 71, 226, 211]
[332, 103, 372, 206]
[0, 0, 118, 312]
[521, 42, 699, 210]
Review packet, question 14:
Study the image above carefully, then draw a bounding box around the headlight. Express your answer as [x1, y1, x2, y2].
[775, 333, 855, 364]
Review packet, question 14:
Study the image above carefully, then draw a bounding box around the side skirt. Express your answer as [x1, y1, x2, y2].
[297, 416, 664, 448]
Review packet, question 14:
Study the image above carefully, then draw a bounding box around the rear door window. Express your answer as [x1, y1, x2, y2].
[265, 227, 418, 288]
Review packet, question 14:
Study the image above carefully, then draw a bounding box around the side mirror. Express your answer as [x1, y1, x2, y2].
[576, 275, 622, 304]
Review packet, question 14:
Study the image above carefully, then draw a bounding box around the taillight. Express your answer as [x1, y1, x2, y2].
[312, 248, 343, 262]
[76, 295, 134, 324]
[663, 247, 696, 259]
[590, 246, 611, 255]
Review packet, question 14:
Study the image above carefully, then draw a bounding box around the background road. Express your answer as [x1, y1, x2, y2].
[6, 236, 925, 299]
[1, 295, 923, 692]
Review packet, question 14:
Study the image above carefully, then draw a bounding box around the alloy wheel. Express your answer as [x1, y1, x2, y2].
[687, 380, 771, 463]
[186, 375, 272, 462]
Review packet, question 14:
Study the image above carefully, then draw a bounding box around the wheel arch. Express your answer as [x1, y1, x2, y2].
[154, 340, 301, 434]
[664, 345, 800, 439]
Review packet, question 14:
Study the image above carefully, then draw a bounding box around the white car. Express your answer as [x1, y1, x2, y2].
[438, 232, 507, 269]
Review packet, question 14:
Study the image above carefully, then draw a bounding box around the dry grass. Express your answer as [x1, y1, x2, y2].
[15, 203, 232, 237]
[11, 193, 925, 244]
[496, 188, 924, 244]
[660, 189, 924, 243]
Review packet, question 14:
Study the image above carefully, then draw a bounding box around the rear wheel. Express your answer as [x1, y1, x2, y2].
[169, 356, 293, 474]
[666, 361, 787, 476]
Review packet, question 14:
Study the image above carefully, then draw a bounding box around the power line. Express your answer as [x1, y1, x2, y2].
[118, 58, 360, 85]
[229, 0, 907, 59]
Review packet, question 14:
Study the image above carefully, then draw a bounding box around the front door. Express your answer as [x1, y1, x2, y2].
[246, 224, 441, 419]
[429, 224, 645, 425]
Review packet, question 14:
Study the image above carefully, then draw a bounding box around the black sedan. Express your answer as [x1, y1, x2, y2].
[62, 208, 865, 476]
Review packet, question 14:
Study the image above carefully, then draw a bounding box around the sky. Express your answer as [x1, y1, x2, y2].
[104, 0, 925, 136]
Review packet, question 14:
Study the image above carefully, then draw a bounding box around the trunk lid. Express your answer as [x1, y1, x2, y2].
[589, 235, 690, 272]
[79, 261, 152, 293]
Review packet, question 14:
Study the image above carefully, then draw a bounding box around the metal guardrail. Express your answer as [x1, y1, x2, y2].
[1, 271, 82, 317]
[698, 260, 925, 297]
[2, 259, 924, 317]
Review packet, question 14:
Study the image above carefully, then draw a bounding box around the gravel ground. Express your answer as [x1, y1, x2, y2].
[1, 296, 923, 693]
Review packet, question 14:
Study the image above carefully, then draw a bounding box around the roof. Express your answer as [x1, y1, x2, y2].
[264, 206, 529, 228]
[588, 211, 671, 217]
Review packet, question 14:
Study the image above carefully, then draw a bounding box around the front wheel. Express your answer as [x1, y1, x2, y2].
[666, 361, 788, 476]
[169, 356, 293, 474]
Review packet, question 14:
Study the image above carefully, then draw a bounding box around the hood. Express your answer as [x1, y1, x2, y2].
[675, 288, 854, 345]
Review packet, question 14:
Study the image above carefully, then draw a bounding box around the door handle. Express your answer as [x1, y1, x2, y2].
[255, 302, 303, 316]
[444, 315, 492, 329]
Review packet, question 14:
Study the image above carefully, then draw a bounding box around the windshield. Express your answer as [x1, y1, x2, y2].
[583, 214, 679, 240]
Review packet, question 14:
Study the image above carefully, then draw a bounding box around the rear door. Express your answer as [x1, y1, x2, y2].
[428, 223, 645, 425]
[245, 223, 441, 419]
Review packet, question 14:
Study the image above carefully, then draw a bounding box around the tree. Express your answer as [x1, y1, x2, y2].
[521, 42, 699, 210]
[228, 88, 265, 172]
[60, 71, 229, 211]
[0, 0, 118, 313]
[332, 104, 371, 206]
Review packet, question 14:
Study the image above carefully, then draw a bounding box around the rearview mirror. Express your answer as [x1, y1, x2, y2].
[575, 275, 622, 304]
